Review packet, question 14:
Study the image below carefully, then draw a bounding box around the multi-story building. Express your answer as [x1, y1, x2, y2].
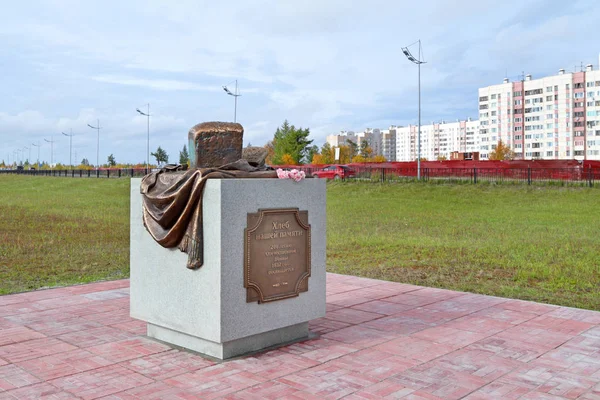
[325, 130, 357, 148]
[478, 64, 600, 160]
[382, 128, 396, 161]
[393, 119, 478, 161]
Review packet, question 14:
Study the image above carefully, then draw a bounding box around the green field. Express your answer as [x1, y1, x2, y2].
[0, 176, 130, 294]
[327, 182, 600, 310]
[1, 175, 599, 310]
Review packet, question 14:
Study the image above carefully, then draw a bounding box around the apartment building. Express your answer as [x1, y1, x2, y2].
[393, 118, 478, 161]
[382, 128, 397, 161]
[326, 129, 384, 157]
[478, 64, 600, 160]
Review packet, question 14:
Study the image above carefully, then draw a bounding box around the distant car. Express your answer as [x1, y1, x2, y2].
[312, 165, 355, 180]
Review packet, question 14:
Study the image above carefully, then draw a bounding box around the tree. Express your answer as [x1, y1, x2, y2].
[107, 154, 116, 167]
[488, 140, 515, 160]
[81, 158, 89, 166]
[281, 154, 296, 165]
[371, 155, 387, 163]
[306, 145, 319, 164]
[151, 146, 169, 165]
[271, 120, 313, 165]
[179, 144, 189, 166]
[347, 139, 359, 160]
[264, 141, 275, 165]
[320, 143, 334, 164]
[436, 155, 448, 161]
[311, 153, 325, 164]
[360, 140, 373, 158]
[352, 155, 366, 163]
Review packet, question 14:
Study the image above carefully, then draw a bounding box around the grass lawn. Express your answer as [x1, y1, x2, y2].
[1, 175, 599, 311]
[327, 182, 600, 310]
[0, 175, 130, 294]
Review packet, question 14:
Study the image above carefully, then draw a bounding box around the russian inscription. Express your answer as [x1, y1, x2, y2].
[244, 208, 311, 303]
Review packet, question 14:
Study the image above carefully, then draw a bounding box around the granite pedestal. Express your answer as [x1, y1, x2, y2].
[130, 178, 326, 359]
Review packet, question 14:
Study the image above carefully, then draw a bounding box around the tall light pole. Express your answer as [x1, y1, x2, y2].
[31, 142, 40, 167]
[136, 104, 150, 171]
[402, 40, 426, 180]
[23, 146, 30, 168]
[87, 120, 101, 169]
[44, 137, 55, 169]
[222, 80, 241, 122]
[62, 129, 74, 169]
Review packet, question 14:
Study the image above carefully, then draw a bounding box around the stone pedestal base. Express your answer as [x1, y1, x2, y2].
[148, 322, 308, 360]
[130, 178, 326, 360]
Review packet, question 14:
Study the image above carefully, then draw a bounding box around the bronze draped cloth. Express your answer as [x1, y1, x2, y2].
[140, 160, 277, 269]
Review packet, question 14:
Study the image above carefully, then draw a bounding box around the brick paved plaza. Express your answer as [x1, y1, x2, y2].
[1, 273, 599, 399]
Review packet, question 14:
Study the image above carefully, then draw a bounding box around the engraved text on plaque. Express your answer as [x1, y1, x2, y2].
[244, 208, 311, 303]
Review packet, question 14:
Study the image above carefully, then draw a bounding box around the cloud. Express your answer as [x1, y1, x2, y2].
[92, 75, 222, 92]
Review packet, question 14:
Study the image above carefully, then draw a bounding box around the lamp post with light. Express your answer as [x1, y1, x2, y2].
[87, 120, 101, 169]
[222, 80, 241, 123]
[402, 40, 426, 180]
[136, 104, 150, 172]
[62, 129, 74, 169]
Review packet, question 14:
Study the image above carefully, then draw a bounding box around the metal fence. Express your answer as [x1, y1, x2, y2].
[1, 166, 598, 187]
[0, 168, 151, 178]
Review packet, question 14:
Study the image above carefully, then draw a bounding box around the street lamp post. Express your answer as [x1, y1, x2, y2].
[136, 104, 150, 172]
[62, 129, 74, 169]
[44, 137, 55, 170]
[402, 40, 426, 180]
[87, 120, 101, 169]
[222, 80, 241, 123]
[23, 146, 30, 168]
[31, 142, 40, 168]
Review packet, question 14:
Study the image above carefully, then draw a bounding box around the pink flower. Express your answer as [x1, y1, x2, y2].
[276, 168, 289, 179]
[276, 168, 305, 182]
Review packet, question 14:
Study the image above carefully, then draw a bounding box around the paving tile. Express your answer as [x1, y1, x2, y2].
[405, 287, 465, 302]
[64, 280, 130, 295]
[220, 380, 301, 399]
[470, 306, 539, 325]
[530, 346, 600, 376]
[324, 348, 420, 381]
[462, 381, 534, 399]
[104, 381, 191, 399]
[325, 292, 372, 308]
[228, 350, 319, 380]
[24, 318, 103, 337]
[50, 364, 153, 400]
[82, 289, 130, 301]
[391, 361, 488, 400]
[16, 349, 113, 381]
[87, 338, 171, 363]
[442, 315, 514, 335]
[349, 379, 417, 398]
[323, 308, 383, 325]
[0, 327, 45, 347]
[428, 348, 525, 382]
[280, 338, 359, 362]
[536, 370, 598, 398]
[520, 314, 595, 335]
[56, 326, 136, 348]
[350, 300, 416, 315]
[0, 364, 41, 392]
[308, 317, 351, 334]
[412, 326, 490, 348]
[163, 364, 267, 400]
[0, 382, 77, 399]
[545, 307, 600, 324]
[492, 325, 575, 348]
[517, 391, 569, 399]
[373, 336, 458, 363]
[121, 349, 215, 380]
[82, 309, 136, 326]
[4, 309, 76, 325]
[496, 299, 559, 315]
[109, 320, 146, 335]
[466, 336, 553, 363]
[0, 319, 19, 330]
[381, 294, 441, 307]
[0, 337, 77, 363]
[322, 325, 397, 347]
[276, 362, 379, 399]
[361, 312, 438, 335]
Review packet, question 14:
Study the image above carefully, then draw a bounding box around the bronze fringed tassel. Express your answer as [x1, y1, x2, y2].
[180, 234, 203, 270]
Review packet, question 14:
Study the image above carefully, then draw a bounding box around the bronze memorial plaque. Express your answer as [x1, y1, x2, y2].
[244, 208, 311, 303]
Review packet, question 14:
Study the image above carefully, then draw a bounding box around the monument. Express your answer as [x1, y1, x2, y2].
[130, 122, 326, 359]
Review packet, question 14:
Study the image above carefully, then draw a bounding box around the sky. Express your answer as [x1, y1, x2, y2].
[1, 0, 599, 165]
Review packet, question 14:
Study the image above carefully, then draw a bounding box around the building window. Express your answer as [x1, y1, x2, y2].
[514, 100, 522, 105]
[514, 126, 522, 132]
[546, 151, 553, 156]
[546, 86, 553, 92]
